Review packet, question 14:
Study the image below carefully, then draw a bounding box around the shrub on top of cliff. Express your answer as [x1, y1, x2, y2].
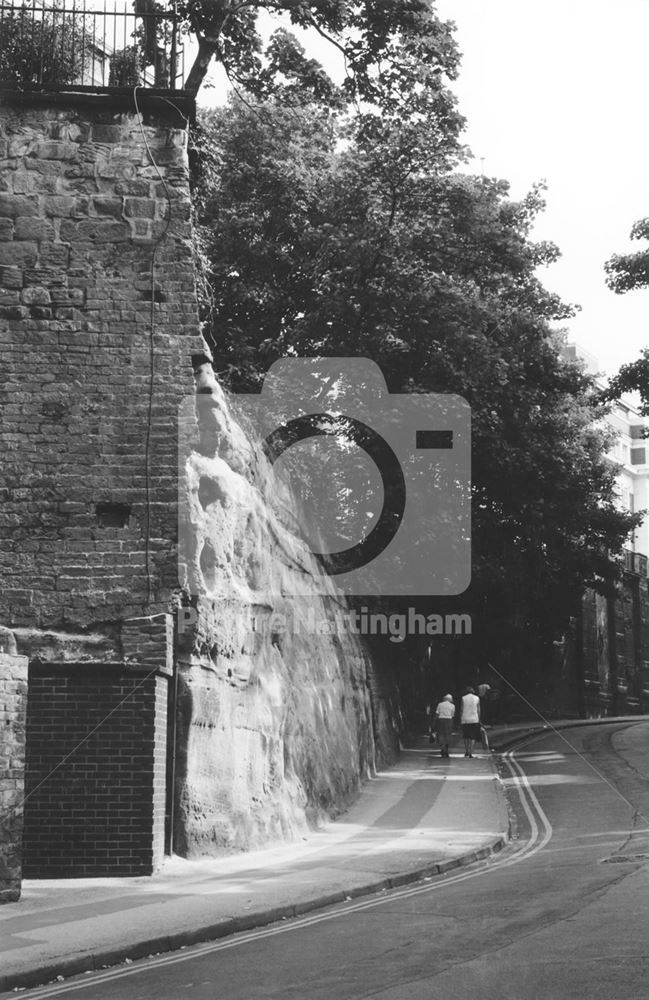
[0, 3, 94, 88]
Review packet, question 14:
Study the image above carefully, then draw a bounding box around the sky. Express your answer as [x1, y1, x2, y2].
[199, 0, 649, 382]
[434, 0, 649, 381]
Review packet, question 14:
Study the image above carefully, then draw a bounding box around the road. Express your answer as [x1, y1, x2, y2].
[19, 721, 649, 1000]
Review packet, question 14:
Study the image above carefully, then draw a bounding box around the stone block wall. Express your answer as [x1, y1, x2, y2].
[0, 650, 28, 902]
[0, 95, 204, 632]
[23, 662, 167, 877]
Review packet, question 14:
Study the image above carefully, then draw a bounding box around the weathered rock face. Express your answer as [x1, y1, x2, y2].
[174, 365, 389, 855]
[0, 643, 28, 902]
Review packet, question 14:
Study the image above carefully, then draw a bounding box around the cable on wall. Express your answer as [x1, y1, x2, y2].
[133, 85, 176, 605]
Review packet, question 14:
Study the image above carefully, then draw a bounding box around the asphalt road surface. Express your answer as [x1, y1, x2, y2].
[20, 721, 649, 1000]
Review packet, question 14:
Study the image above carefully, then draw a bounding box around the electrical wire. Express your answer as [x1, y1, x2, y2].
[132, 84, 176, 603]
[0, 91, 186, 824]
[487, 660, 649, 828]
[0, 86, 189, 830]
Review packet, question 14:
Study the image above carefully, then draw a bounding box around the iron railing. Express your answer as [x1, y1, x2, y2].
[0, 0, 186, 91]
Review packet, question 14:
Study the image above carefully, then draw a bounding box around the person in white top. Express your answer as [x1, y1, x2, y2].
[460, 687, 481, 758]
[433, 694, 455, 758]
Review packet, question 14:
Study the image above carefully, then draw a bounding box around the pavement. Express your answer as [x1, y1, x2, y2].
[1, 715, 645, 994]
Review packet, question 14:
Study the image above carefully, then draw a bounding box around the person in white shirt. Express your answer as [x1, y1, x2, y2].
[460, 687, 481, 758]
[433, 694, 455, 758]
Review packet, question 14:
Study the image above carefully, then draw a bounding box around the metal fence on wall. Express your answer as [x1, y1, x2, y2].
[0, 0, 186, 91]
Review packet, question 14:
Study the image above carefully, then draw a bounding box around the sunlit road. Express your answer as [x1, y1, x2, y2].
[21, 721, 649, 1000]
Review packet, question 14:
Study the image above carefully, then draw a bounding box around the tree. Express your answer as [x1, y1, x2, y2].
[605, 218, 649, 295]
[604, 220, 649, 415]
[601, 349, 649, 417]
[174, 0, 462, 104]
[192, 93, 638, 681]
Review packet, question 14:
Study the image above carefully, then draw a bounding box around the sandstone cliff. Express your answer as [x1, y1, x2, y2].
[174, 362, 399, 855]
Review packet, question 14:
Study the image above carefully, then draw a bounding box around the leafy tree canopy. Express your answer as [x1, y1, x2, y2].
[175, 0, 462, 110]
[605, 218, 649, 295]
[191, 92, 638, 671]
[604, 220, 649, 415]
[601, 349, 649, 418]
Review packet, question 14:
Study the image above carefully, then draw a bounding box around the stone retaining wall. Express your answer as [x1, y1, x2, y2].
[0, 91, 400, 876]
[0, 95, 203, 631]
[0, 650, 28, 902]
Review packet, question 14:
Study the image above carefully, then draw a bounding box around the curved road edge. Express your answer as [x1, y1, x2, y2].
[1, 749, 510, 995]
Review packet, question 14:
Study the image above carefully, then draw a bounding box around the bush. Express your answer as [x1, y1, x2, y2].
[0, 3, 94, 87]
[108, 46, 143, 87]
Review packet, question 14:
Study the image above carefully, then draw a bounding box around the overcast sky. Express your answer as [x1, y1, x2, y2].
[434, 0, 649, 381]
[200, 1, 649, 381]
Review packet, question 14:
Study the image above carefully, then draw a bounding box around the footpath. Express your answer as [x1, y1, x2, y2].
[1, 716, 645, 994]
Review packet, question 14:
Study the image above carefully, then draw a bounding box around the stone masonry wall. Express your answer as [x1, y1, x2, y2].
[0, 92, 399, 871]
[0, 94, 198, 878]
[0, 95, 204, 632]
[0, 648, 28, 902]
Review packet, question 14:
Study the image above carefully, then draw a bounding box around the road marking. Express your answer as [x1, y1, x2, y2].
[18, 742, 552, 999]
[499, 740, 554, 867]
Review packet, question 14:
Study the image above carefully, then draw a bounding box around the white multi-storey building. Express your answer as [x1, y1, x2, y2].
[561, 342, 649, 559]
[607, 397, 649, 559]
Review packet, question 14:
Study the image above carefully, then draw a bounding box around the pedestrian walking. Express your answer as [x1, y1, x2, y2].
[477, 681, 491, 724]
[460, 686, 481, 758]
[433, 694, 455, 757]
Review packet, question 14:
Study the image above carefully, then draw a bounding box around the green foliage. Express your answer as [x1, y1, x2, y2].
[108, 46, 143, 88]
[605, 218, 649, 294]
[191, 93, 638, 669]
[601, 349, 649, 417]
[173, 0, 463, 106]
[604, 220, 649, 415]
[0, 3, 92, 87]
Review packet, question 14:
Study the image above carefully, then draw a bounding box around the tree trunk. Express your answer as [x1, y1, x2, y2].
[184, 36, 219, 96]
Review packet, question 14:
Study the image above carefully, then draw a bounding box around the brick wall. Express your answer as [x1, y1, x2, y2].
[23, 662, 167, 877]
[0, 651, 28, 902]
[152, 673, 168, 871]
[121, 613, 174, 674]
[0, 94, 204, 633]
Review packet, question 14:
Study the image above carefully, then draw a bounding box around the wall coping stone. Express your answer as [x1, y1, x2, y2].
[29, 659, 164, 675]
[0, 87, 195, 124]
